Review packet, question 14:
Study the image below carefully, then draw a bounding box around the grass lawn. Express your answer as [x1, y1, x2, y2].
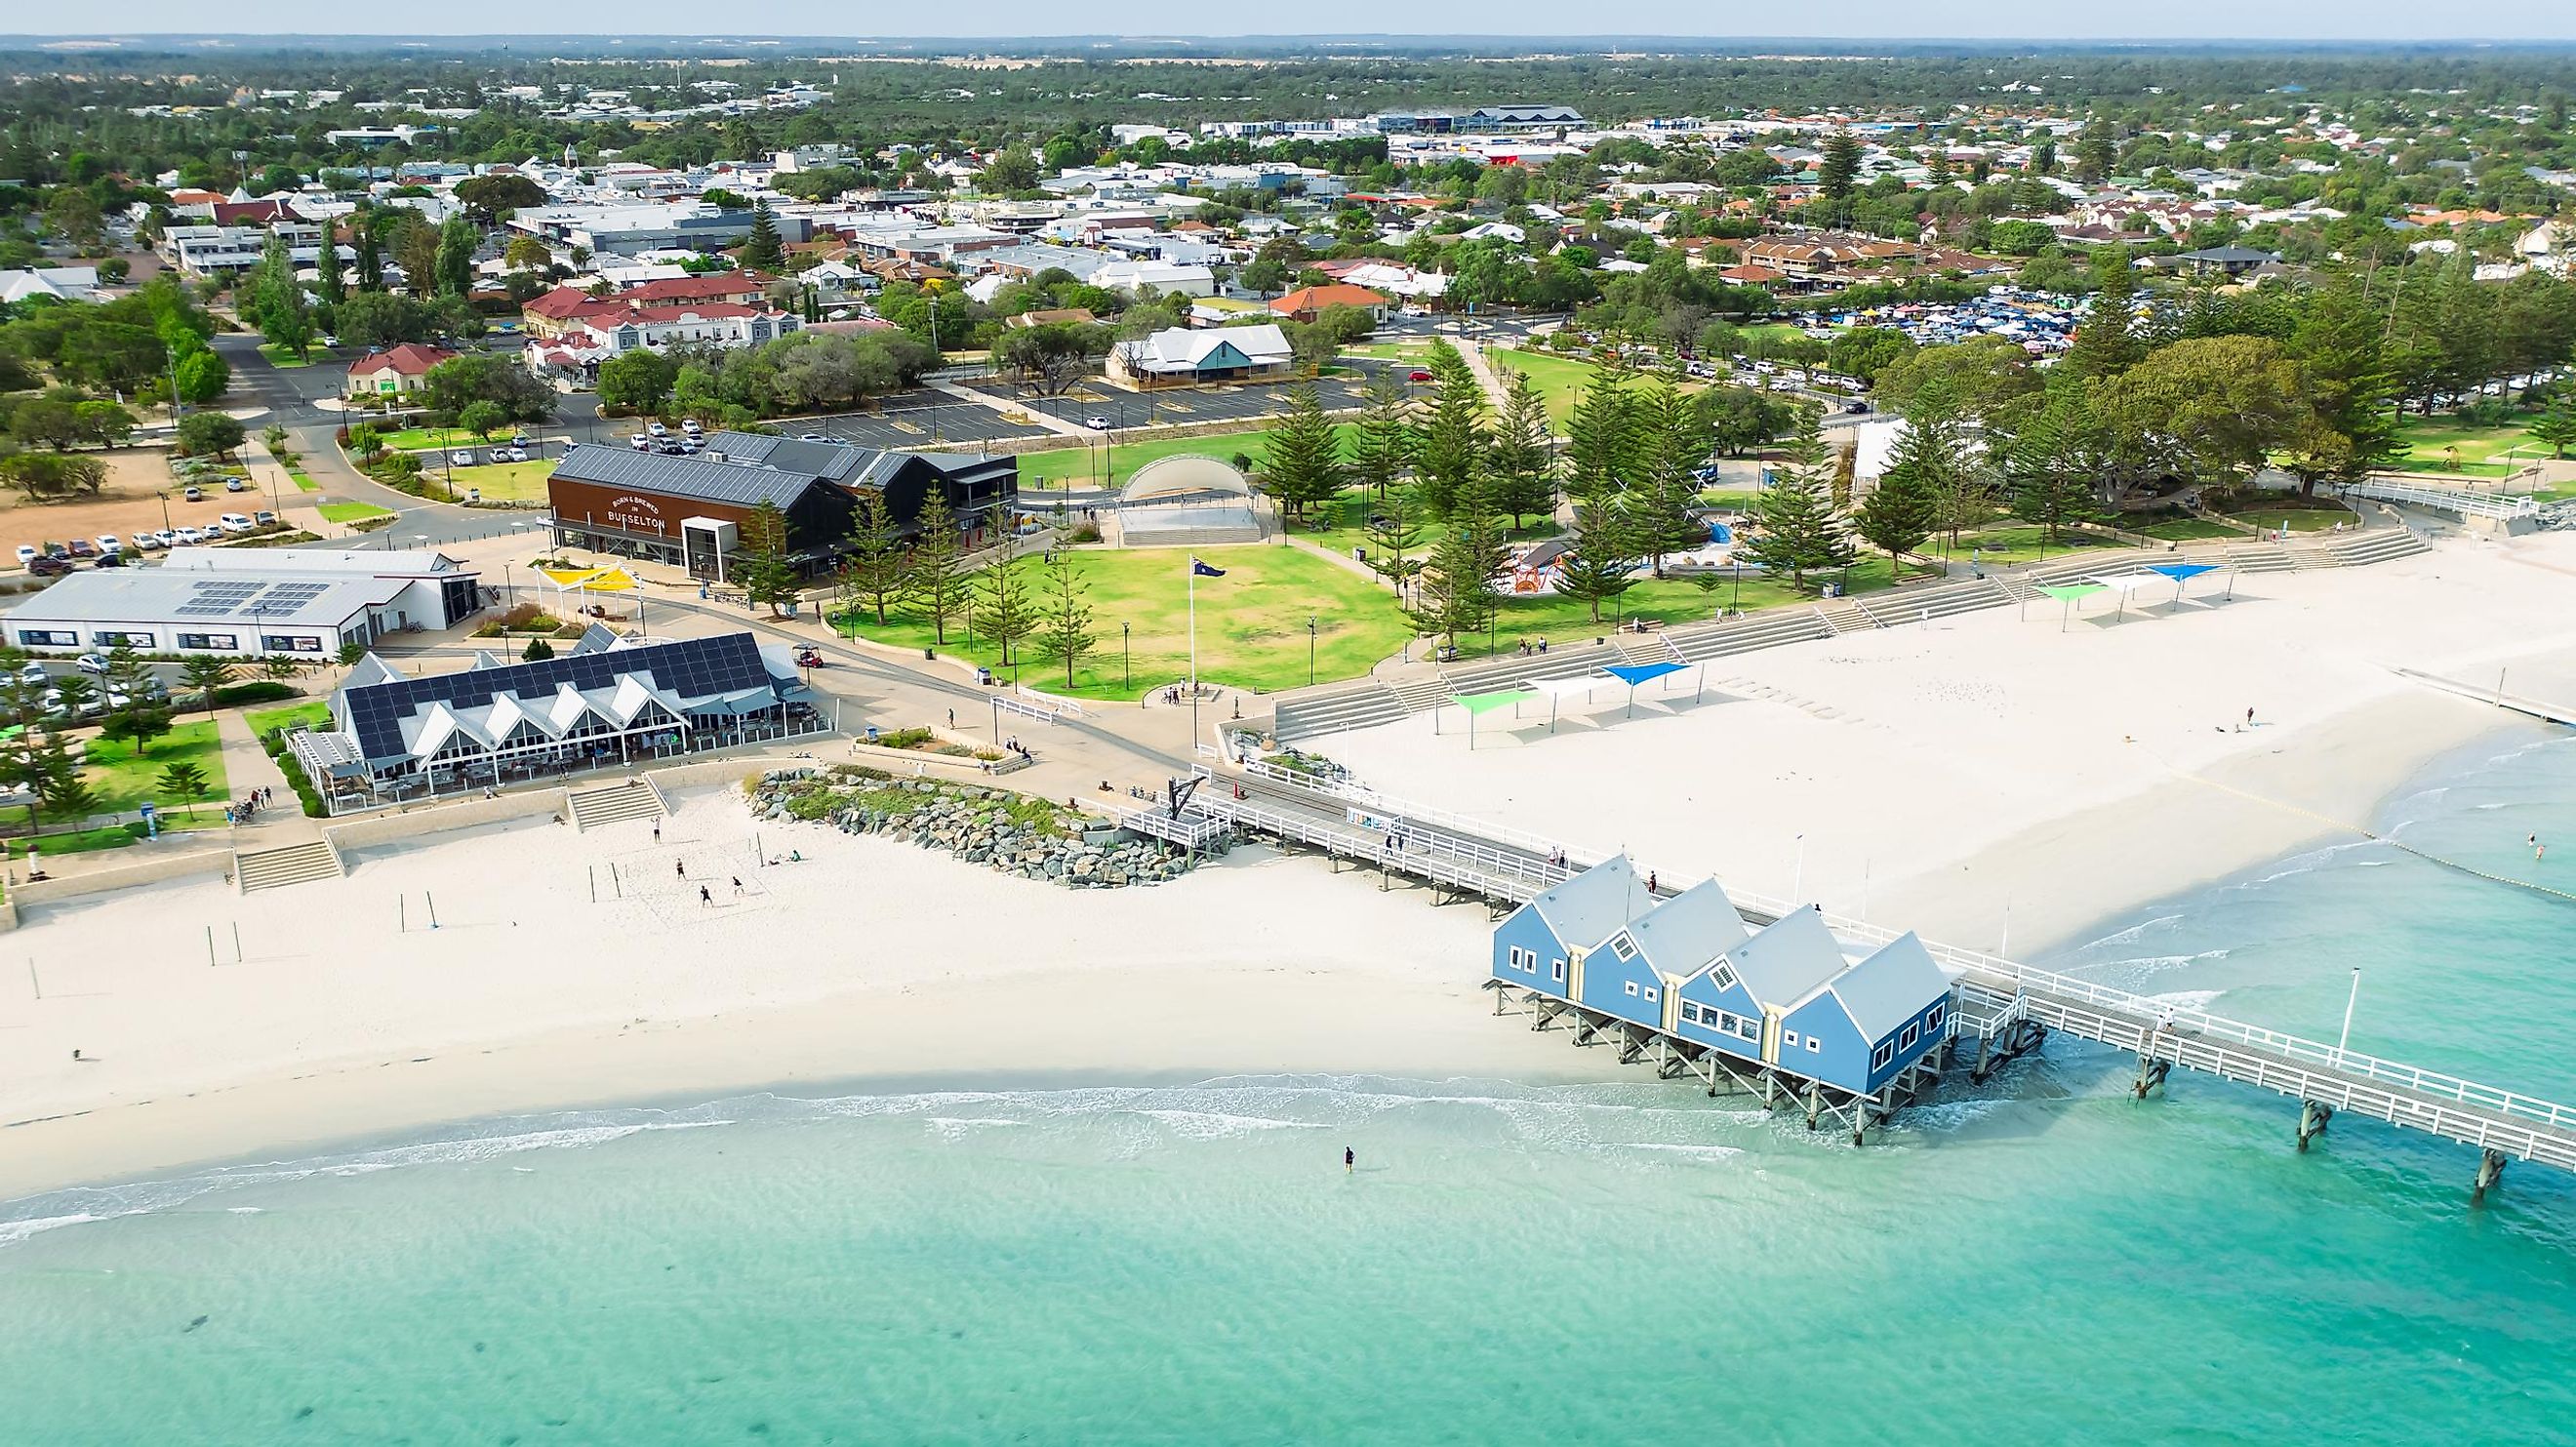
[319, 502, 397, 524]
[1450, 554, 1947, 661]
[286, 466, 318, 493]
[2390, 410, 2554, 475]
[1294, 485, 1557, 562]
[373, 426, 513, 453]
[2132, 517, 2240, 543]
[1344, 341, 1435, 362]
[834, 544, 1413, 701]
[1011, 425, 1358, 494]
[257, 342, 333, 370]
[78, 717, 228, 820]
[5, 822, 157, 857]
[1915, 524, 2131, 569]
[2234, 506, 2351, 534]
[246, 701, 332, 737]
[1490, 348, 1604, 424]
[439, 460, 551, 502]
[1696, 489, 1767, 510]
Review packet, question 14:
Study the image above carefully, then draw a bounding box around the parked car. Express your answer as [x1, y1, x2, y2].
[27, 555, 74, 578]
[647, 421, 668, 437]
[64, 540, 95, 558]
[174, 526, 205, 544]
[218, 513, 255, 535]
[449, 450, 476, 466]
[225, 477, 248, 493]
[150, 530, 178, 548]
[798, 432, 825, 442]
[15, 662, 45, 684]
[511, 432, 534, 447]
[794, 647, 825, 668]
[74, 653, 108, 675]
[181, 485, 205, 502]
[488, 449, 511, 465]
[1083, 416, 1112, 429]
[94, 552, 126, 568]
[681, 419, 703, 435]
[95, 535, 120, 553]
[1405, 371, 1431, 383]
[13, 544, 35, 566]
[253, 510, 279, 526]
[629, 434, 653, 451]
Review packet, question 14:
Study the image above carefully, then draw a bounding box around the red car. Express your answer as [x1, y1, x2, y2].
[1407, 369, 1432, 382]
[794, 647, 825, 668]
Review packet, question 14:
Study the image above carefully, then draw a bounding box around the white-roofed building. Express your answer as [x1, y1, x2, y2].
[1107, 324, 1293, 387]
[0, 548, 484, 661]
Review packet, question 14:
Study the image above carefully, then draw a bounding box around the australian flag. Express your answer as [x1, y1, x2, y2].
[1190, 557, 1227, 578]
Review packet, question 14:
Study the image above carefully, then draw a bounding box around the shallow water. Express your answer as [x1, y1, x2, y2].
[7, 731, 2576, 1445]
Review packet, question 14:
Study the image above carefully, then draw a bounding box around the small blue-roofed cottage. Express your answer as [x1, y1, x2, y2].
[1622, 879, 1752, 1033]
[1491, 856, 1646, 1005]
[1774, 932, 1953, 1095]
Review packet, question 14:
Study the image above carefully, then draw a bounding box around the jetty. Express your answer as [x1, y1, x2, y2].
[2395, 665, 2576, 729]
[1143, 753, 2576, 1205]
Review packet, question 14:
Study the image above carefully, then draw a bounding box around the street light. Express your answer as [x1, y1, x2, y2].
[1308, 615, 1317, 687]
[2335, 967, 2361, 1066]
[1122, 621, 1131, 692]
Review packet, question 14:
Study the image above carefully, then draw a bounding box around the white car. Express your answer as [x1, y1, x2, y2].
[150, 530, 178, 549]
[16, 662, 46, 684]
[647, 422, 668, 437]
[449, 450, 476, 466]
[218, 513, 256, 535]
[75, 653, 108, 675]
[681, 419, 703, 435]
[488, 449, 511, 465]
[12, 544, 33, 566]
[174, 526, 206, 544]
[1084, 415, 1112, 429]
[96, 535, 120, 553]
[504, 447, 529, 462]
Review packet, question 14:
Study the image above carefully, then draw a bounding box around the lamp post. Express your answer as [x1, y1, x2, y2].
[1791, 832, 1806, 903]
[1121, 621, 1131, 693]
[2335, 967, 2361, 1066]
[1308, 615, 1317, 687]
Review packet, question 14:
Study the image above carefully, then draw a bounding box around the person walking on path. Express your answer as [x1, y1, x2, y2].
[731, 875, 744, 897]
[699, 884, 711, 906]
[676, 859, 686, 879]
[1345, 1146, 1354, 1175]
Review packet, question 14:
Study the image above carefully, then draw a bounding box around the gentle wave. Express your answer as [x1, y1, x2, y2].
[2079, 913, 2183, 949]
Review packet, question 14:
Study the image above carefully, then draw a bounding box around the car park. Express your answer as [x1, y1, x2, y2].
[253, 510, 278, 526]
[218, 513, 256, 534]
[150, 530, 178, 548]
[647, 422, 668, 437]
[65, 540, 95, 558]
[1083, 416, 1112, 429]
[96, 535, 120, 553]
[450, 450, 476, 466]
[74, 653, 108, 675]
[225, 477, 249, 492]
[27, 555, 74, 578]
[175, 526, 205, 544]
[182, 486, 205, 502]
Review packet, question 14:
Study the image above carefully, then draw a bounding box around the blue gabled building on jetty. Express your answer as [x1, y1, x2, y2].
[1491, 858, 1955, 1142]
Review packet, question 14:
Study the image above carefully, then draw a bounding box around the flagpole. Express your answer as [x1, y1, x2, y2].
[1188, 559, 1198, 742]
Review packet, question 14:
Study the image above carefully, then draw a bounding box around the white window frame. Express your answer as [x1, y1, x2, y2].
[1624, 981, 1639, 997]
[1711, 963, 1737, 989]
[1550, 958, 1566, 983]
[1805, 1036, 1822, 1054]
[1643, 986, 1658, 1003]
[1926, 1004, 1944, 1032]
[1899, 1023, 1919, 1050]
[1607, 933, 1637, 961]
[1737, 1018, 1758, 1042]
[1872, 1041, 1896, 1069]
[1781, 1030, 1798, 1049]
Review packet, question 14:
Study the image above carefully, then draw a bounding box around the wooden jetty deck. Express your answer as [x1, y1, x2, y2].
[1152, 754, 2576, 1202]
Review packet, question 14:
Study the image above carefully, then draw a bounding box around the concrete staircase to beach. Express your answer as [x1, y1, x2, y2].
[234, 837, 345, 895]
[1271, 679, 1409, 740]
[566, 778, 669, 832]
[2307, 528, 2432, 568]
[1664, 610, 1835, 663]
[1814, 597, 1877, 634]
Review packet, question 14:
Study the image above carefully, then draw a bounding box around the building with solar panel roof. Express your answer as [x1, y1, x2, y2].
[0, 547, 485, 661]
[283, 627, 819, 807]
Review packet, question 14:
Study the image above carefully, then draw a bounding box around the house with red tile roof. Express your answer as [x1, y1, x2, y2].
[1268, 282, 1391, 324]
[344, 342, 458, 398]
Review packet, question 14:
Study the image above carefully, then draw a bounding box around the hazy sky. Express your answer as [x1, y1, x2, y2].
[18, 4, 2576, 41]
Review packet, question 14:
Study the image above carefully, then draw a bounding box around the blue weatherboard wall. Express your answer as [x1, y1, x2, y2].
[1491, 907, 1569, 995]
[1672, 971, 1764, 1061]
[1778, 996, 1874, 1094]
[1576, 933, 1667, 1029]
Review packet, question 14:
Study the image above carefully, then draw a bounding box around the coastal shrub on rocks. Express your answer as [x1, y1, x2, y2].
[745, 765, 1201, 889]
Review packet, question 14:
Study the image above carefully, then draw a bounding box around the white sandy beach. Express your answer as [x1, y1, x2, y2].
[1325, 529, 2576, 954]
[6, 528, 2576, 1200]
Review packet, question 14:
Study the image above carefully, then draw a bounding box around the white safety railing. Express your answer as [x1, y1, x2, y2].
[1213, 759, 1608, 866]
[2342, 479, 2539, 520]
[1116, 806, 1230, 849]
[994, 694, 1068, 725]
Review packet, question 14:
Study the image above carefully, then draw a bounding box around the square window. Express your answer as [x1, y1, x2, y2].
[1607, 934, 1637, 961]
[1718, 1012, 1738, 1034]
[1624, 981, 1639, 997]
[1712, 964, 1737, 989]
[1643, 987, 1657, 1003]
[1781, 1030, 1798, 1048]
[1680, 1001, 1700, 1025]
[1805, 1037, 1821, 1054]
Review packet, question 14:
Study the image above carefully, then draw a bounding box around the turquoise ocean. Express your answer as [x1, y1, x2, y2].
[8, 731, 2576, 1445]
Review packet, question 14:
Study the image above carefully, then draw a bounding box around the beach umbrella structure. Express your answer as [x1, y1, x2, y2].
[1601, 660, 1696, 718]
[2145, 561, 2221, 607]
[1444, 688, 1539, 748]
[1520, 674, 1602, 734]
[2035, 582, 2108, 631]
[2087, 571, 2161, 621]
